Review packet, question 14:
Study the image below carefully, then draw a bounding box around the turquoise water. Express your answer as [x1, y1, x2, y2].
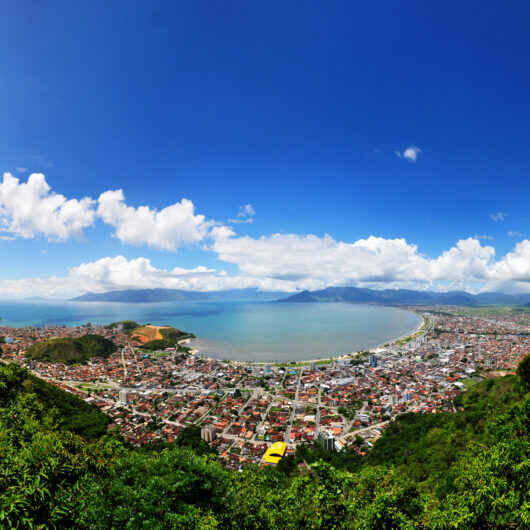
[0, 301, 421, 362]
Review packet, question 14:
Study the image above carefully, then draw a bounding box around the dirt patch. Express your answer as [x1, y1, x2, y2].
[131, 325, 171, 343]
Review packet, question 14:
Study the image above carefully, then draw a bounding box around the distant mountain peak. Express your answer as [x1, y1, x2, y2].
[276, 287, 530, 306]
[71, 288, 293, 303]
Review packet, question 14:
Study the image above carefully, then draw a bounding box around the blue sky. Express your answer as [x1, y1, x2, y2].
[1, 1, 530, 297]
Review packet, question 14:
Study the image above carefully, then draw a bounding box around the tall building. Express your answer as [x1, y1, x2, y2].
[317, 430, 335, 452]
[118, 389, 129, 405]
[369, 354, 377, 368]
[201, 425, 216, 443]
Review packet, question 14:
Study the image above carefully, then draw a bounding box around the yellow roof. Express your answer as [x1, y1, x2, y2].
[263, 441, 286, 464]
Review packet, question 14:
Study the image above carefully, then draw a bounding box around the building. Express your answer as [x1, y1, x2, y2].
[317, 430, 335, 452]
[118, 389, 129, 405]
[369, 354, 378, 368]
[264, 364, 272, 375]
[201, 424, 216, 443]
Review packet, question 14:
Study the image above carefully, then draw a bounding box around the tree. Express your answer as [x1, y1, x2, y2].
[516, 353, 530, 392]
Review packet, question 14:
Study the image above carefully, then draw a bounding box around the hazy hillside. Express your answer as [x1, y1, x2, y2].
[278, 286, 530, 306]
[72, 288, 210, 303]
[72, 288, 292, 303]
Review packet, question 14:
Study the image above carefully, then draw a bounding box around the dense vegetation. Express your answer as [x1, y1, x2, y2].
[0, 356, 528, 528]
[106, 320, 140, 334]
[25, 334, 117, 364]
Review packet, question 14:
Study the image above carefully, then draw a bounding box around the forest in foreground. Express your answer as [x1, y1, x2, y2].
[0, 356, 528, 529]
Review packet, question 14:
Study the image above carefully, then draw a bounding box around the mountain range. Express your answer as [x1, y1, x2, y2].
[70, 286, 530, 306]
[276, 286, 530, 306]
[71, 288, 292, 303]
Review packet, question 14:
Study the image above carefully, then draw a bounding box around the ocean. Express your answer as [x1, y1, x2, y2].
[0, 300, 421, 362]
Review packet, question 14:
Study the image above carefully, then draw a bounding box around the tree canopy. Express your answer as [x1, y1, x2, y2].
[25, 334, 117, 364]
[0, 356, 528, 528]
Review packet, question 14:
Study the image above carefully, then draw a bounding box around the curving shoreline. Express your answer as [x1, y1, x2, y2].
[187, 308, 426, 366]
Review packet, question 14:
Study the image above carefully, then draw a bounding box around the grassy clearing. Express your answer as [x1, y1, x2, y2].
[453, 306, 530, 316]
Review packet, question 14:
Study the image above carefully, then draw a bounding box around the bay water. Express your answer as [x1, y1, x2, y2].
[0, 300, 421, 362]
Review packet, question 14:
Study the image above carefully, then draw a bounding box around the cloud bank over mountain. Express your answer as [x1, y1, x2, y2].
[1, 173, 530, 298]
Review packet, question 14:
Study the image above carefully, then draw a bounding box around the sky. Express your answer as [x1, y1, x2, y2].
[1, 0, 530, 298]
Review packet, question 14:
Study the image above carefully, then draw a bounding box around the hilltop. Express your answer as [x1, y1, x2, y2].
[278, 286, 530, 306]
[0, 355, 528, 528]
[131, 324, 195, 350]
[25, 334, 117, 364]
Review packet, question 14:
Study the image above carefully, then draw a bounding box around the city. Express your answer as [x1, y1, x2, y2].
[1, 308, 528, 469]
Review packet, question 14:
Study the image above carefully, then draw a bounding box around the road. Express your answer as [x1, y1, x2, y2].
[285, 367, 303, 443]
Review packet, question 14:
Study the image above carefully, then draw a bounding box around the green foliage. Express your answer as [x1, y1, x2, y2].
[0, 364, 109, 439]
[140, 328, 195, 351]
[107, 320, 140, 334]
[26, 334, 117, 364]
[74, 446, 230, 529]
[517, 353, 530, 392]
[175, 426, 217, 456]
[365, 375, 522, 485]
[0, 359, 528, 528]
[338, 397, 362, 420]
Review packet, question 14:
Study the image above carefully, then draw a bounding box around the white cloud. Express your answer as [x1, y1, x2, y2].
[490, 212, 507, 222]
[2, 234, 530, 298]
[0, 172, 96, 240]
[210, 230, 500, 289]
[490, 240, 530, 284]
[229, 203, 256, 224]
[15, 167, 27, 173]
[507, 230, 524, 238]
[0, 173, 220, 251]
[1, 172, 530, 298]
[474, 234, 495, 240]
[97, 189, 214, 251]
[396, 146, 421, 162]
[0, 255, 294, 299]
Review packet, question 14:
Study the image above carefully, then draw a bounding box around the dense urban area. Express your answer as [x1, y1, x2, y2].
[1, 307, 528, 469]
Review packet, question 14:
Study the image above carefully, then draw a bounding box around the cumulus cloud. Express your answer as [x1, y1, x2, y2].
[2, 234, 530, 298]
[0, 172, 221, 251]
[211, 230, 501, 289]
[395, 146, 421, 162]
[97, 189, 214, 251]
[490, 212, 507, 222]
[0, 172, 96, 240]
[210, 229, 530, 292]
[229, 203, 256, 224]
[490, 240, 530, 283]
[0, 255, 294, 299]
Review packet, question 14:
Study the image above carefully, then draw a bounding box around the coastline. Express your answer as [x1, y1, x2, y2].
[187, 308, 427, 366]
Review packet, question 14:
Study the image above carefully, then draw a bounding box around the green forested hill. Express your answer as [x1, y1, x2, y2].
[0, 357, 528, 528]
[25, 334, 117, 364]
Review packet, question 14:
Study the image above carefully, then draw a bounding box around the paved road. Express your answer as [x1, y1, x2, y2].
[285, 367, 303, 443]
